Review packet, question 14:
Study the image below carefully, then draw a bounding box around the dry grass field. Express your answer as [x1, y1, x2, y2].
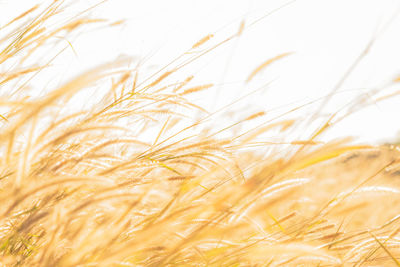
[1, 1, 400, 266]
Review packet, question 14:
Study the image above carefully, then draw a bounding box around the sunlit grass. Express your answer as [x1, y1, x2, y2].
[0, 1, 400, 266]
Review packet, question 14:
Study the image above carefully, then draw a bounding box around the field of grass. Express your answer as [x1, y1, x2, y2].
[1, 1, 400, 266]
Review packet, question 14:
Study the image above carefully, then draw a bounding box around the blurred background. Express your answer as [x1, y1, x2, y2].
[1, 0, 400, 143]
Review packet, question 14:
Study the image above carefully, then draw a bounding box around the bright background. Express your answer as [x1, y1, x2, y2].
[1, 0, 400, 143]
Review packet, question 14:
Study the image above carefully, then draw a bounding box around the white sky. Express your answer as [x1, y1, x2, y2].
[1, 0, 400, 143]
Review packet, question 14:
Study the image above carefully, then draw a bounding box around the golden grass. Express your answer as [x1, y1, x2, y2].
[246, 52, 293, 83]
[0, 1, 400, 266]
